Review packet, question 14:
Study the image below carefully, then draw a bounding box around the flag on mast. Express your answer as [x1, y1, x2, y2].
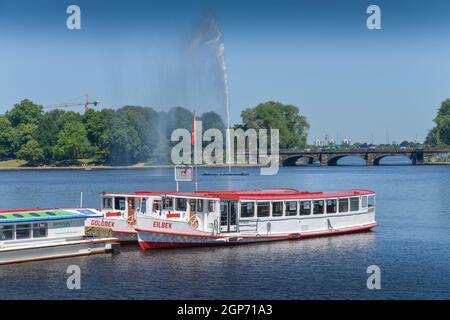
[191, 112, 196, 146]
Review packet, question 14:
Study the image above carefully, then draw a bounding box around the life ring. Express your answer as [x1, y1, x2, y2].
[188, 215, 199, 229]
[127, 215, 136, 226]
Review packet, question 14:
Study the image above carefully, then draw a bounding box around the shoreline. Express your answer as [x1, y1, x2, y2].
[0, 162, 449, 171]
[0, 163, 266, 171]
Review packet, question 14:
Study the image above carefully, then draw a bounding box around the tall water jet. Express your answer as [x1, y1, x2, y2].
[189, 13, 232, 172]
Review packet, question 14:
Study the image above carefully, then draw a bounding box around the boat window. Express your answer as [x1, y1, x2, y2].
[300, 201, 311, 215]
[339, 198, 349, 212]
[208, 200, 215, 213]
[0, 215, 6, 219]
[16, 224, 31, 239]
[163, 197, 173, 210]
[114, 197, 126, 211]
[153, 199, 161, 213]
[197, 200, 204, 212]
[326, 199, 337, 214]
[257, 202, 270, 218]
[189, 199, 196, 211]
[176, 198, 187, 211]
[0, 225, 14, 240]
[272, 201, 283, 217]
[313, 200, 324, 214]
[45, 212, 56, 216]
[361, 196, 368, 208]
[140, 198, 147, 214]
[285, 201, 298, 216]
[30, 213, 40, 217]
[13, 214, 23, 218]
[368, 195, 375, 207]
[241, 202, 255, 218]
[350, 197, 359, 211]
[102, 197, 113, 210]
[33, 223, 48, 238]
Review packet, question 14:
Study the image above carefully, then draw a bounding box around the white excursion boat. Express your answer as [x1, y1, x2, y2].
[86, 192, 157, 243]
[89, 188, 377, 249]
[0, 208, 119, 265]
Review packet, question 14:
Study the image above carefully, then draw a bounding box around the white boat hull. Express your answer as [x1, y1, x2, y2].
[136, 214, 378, 250]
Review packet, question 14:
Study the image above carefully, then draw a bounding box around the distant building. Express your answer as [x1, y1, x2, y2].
[342, 138, 351, 145]
[314, 139, 323, 147]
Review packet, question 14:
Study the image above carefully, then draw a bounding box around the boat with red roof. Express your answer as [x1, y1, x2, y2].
[90, 188, 377, 249]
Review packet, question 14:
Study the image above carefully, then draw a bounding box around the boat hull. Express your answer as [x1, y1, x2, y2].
[136, 222, 378, 250]
[86, 217, 138, 243]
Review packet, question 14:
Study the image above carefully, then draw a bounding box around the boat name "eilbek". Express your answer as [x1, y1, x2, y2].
[153, 221, 172, 229]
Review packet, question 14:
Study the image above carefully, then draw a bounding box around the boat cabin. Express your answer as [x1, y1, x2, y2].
[0, 208, 102, 245]
[100, 189, 375, 235]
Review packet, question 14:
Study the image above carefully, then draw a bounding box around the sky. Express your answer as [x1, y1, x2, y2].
[1, 0, 450, 144]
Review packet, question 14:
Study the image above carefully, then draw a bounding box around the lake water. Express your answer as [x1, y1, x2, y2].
[0, 165, 449, 299]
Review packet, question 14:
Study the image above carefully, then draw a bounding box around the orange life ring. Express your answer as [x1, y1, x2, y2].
[127, 215, 136, 226]
[188, 215, 199, 229]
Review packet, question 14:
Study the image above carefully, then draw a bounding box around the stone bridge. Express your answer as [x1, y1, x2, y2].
[278, 148, 449, 166]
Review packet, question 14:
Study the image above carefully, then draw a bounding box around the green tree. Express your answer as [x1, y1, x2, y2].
[6, 99, 43, 127]
[241, 101, 309, 149]
[104, 112, 141, 165]
[35, 109, 66, 162]
[426, 99, 450, 147]
[16, 139, 44, 165]
[201, 111, 226, 134]
[53, 122, 93, 161]
[0, 116, 14, 158]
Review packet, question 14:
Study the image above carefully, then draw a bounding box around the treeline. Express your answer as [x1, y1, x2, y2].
[426, 98, 450, 147]
[0, 100, 309, 166]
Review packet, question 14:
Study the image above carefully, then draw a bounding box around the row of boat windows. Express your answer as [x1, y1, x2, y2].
[102, 197, 216, 213]
[157, 198, 216, 213]
[0, 223, 48, 241]
[240, 196, 375, 218]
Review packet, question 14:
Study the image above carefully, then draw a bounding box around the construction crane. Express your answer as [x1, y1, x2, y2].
[44, 95, 99, 112]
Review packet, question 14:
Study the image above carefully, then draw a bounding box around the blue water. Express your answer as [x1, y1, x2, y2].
[0, 165, 449, 299]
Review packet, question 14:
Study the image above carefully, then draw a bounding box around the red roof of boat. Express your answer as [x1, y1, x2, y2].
[103, 188, 374, 200]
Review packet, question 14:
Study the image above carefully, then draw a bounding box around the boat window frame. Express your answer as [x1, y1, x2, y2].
[0, 224, 14, 241]
[140, 198, 148, 214]
[299, 200, 312, 215]
[313, 199, 325, 215]
[15, 223, 31, 240]
[361, 195, 368, 208]
[256, 201, 271, 218]
[368, 195, 376, 208]
[350, 197, 359, 212]
[114, 197, 126, 211]
[284, 201, 298, 216]
[208, 200, 216, 213]
[162, 197, 174, 210]
[338, 198, 349, 213]
[102, 197, 113, 210]
[176, 198, 188, 211]
[197, 199, 204, 212]
[326, 199, 337, 214]
[240, 201, 255, 219]
[272, 201, 283, 217]
[32, 222, 48, 238]
[152, 199, 162, 213]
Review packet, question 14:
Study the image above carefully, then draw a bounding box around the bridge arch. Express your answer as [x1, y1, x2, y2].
[327, 155, 366, 166]
[282, 155, 315, 166]
[373, 154, 412, 165]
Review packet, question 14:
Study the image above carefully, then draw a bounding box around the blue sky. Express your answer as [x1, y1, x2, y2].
[1, 0, 450, 144]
